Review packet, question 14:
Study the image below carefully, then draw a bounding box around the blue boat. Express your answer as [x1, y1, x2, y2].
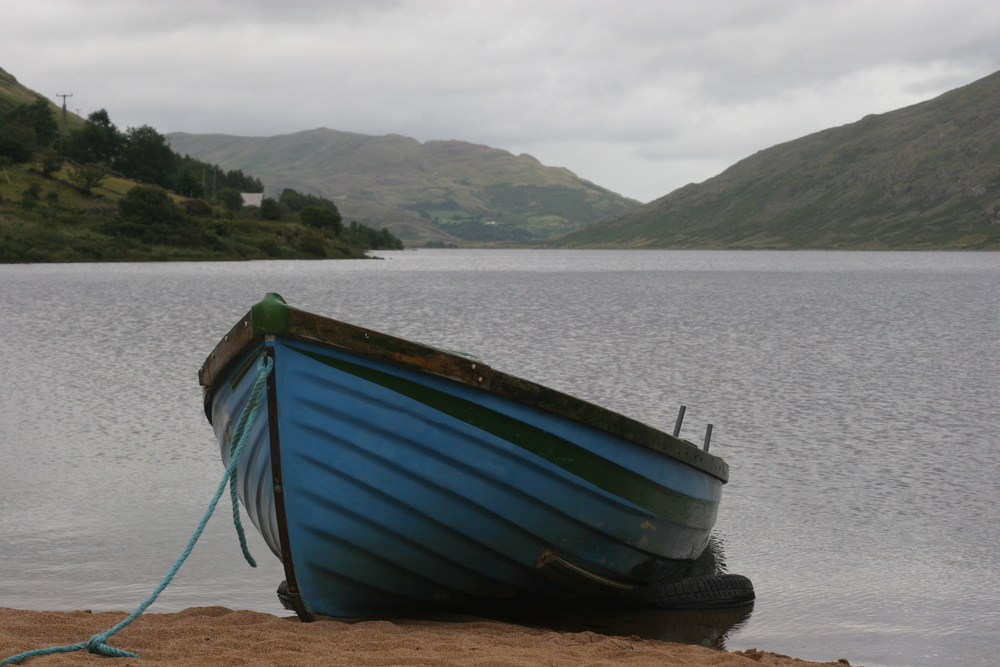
[199, 293, 735, 620]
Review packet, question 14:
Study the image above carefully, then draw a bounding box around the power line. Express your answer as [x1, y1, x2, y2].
[55, 93, 73, 131]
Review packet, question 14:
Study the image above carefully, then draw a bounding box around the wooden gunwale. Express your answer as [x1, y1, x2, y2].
[199, 304, 728, 483]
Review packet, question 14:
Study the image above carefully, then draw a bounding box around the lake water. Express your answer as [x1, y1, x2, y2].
[1, 250, 997, 667]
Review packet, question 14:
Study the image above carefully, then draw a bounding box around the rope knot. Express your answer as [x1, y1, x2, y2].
[86, 635, 138, 659]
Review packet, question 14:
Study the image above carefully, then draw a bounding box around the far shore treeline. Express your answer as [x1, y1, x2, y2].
[9, 62, 1000, 258]
[0, 97, 401, 262]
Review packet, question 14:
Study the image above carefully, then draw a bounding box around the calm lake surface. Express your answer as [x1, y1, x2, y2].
[1, 250, 997, 667]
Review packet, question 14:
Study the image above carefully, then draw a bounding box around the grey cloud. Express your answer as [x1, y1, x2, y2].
[3, 0, 1000, 201]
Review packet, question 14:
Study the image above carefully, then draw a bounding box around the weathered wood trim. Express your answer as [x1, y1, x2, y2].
[286, 308, 490, 390]
[490, 371, 729, 482]
[199, 310, 254, 390]
[200, 299, 728, 483]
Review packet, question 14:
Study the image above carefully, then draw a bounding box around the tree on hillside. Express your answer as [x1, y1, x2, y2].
[175, 158, 264, 195]
[105, 185, 218, 249]
[38, 147, 63, 177]
[0, 120, 36, 162]
[65, 109, 122, 165]
[118, 185, 184, 223]
[215, 187, 243, 213]
[279, 188, 339, 213]
[26, 99, 59, 145]
[116, 125, 177, 187]
[0, 98, 60, 161]
[175, 170, 205, 198]
[260, 197, 283, 220]
[300, 206, 343, 235]
[346, 220, 403, 250]
[219, 168, 263, 193]
[67, 164, 108, 194]
[6, 99, 59, 146]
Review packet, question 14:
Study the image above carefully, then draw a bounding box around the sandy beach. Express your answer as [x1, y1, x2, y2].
[0, 607, 856, 667]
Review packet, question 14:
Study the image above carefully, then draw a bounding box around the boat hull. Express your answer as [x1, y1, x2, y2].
[210, 333, 724, 618]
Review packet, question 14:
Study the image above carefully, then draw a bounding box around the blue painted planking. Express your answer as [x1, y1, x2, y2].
[210, 337, 722, 617]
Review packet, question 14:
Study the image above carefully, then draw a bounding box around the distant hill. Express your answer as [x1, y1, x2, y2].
[553, 70, 1000, 250]
[166, 129, 640, 246]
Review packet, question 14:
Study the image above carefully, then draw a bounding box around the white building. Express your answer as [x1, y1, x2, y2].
[241, 192, 264, 208]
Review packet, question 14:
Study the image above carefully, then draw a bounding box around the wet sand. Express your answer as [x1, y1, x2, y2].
[1, 606, 856, 666]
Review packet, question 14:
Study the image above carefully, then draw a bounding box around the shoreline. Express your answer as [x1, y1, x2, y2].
[1, 606, 856, 666]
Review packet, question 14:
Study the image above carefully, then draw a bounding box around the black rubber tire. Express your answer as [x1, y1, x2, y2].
[615, 573, 755, 610]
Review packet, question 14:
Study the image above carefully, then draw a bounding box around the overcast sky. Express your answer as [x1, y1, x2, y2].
[4, 0, 1000, 202]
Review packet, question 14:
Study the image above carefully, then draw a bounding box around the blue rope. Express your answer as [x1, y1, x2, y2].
[1, 356, 274, 666]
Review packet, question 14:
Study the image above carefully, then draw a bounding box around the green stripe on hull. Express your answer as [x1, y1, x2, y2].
[286, 344, 716, 529]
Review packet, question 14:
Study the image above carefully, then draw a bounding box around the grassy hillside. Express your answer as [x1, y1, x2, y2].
[166, 129, 640, 246]
[2, 66, 402, 262]
[0, 161, 367, 262]
[0, 66, 84, 131]
[554, 70, 1000, 250]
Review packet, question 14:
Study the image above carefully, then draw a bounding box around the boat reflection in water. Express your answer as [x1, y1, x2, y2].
[420, 536, 753, 650]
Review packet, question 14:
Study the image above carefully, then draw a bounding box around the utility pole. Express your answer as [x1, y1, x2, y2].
[56, 93, 73, 132]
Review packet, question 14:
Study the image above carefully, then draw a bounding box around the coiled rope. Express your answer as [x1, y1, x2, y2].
[1, 355, 274, 666]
